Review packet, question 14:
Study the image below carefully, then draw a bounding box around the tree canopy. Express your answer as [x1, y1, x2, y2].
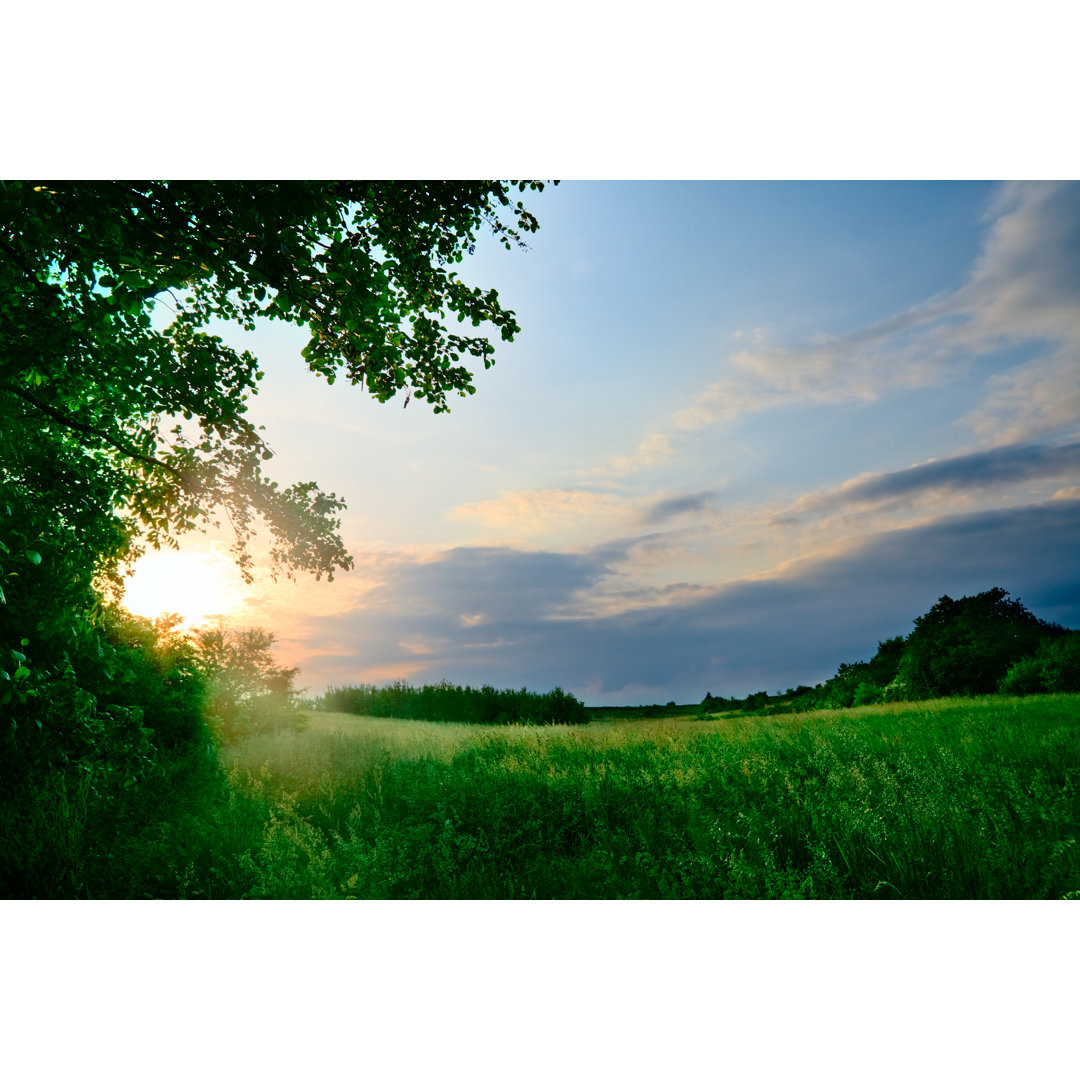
[1, 181, 547, 581]
[0, 180, 548, 732]
[698, 587, 1069, 715]
[894, 587, 1060, 697]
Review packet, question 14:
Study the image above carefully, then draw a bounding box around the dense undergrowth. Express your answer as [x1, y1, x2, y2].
[6, 695, 1077, 899]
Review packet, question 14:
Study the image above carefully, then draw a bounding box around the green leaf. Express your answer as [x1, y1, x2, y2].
[25, 550, 42, 565]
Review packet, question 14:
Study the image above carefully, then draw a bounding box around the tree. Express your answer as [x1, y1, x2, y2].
[893, 588, 1060, 698]
[193, 623, 301, 742]
[999, 631, 1080, 695]
[1, 181, 549, 749]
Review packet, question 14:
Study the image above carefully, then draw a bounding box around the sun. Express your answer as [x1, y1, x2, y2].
[122, 547, 246, 627]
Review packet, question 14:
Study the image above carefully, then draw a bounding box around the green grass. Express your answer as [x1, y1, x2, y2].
[5, 695, 1077, 898]
[217, 694, 1080, 899]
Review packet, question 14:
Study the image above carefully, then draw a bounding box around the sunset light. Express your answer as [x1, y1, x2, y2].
[122, 547, 246, 627]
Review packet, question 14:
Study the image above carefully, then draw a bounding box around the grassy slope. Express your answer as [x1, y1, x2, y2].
[216, 695, 1080, 899]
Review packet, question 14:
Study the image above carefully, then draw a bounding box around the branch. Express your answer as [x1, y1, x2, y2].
[0, 235, 58, 299]
[1, 384, 182, 478]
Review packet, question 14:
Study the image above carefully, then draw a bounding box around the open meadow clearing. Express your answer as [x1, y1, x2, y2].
[212, 695, 1080, 899]
[6, 694, 1077, 899]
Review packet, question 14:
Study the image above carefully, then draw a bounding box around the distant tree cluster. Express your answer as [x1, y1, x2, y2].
[317, 681, 588, 726]
[700, 588, 1078, 716]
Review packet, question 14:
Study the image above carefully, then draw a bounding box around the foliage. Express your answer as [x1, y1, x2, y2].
[1, 180, 548, 579]
[1, 180, 548, 769]
[999, 631, 1080, 695]
[80, 609, 208, 747]
[0, 606, 197, 789]
[193, 623, 305, 743]
[317, 680, 588, 726]
[892, 588, 1059, 697]
[0, 734, 266, 899]
[587, 702, 700, 721]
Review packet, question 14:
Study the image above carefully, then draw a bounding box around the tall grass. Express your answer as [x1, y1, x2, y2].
[0, 745, 267, 898]
[6, 695, 1076, 898]
[219, 695, 1080, 900]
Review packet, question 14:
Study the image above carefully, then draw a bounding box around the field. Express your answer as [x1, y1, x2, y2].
[5, 694, 1078, 899]
[211, 694, 1080, 899]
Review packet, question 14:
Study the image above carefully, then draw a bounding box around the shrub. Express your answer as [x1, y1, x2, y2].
[852, 682, 884, 707]
[1000, 632, 1080, 695]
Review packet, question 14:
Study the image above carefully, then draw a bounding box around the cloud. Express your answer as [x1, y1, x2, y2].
[604, 431, 675, 475]
[292, 499, 1080, 703]
[368, 544, 615, 623]
[552, 183, 1078, 492]
[449, 488, 635, 536]
[959, 181, 1080, 346]
[450, 485, 726, 545]
[966, 350, 1080, 445]
[784, 440, 1080, 519]
[673, 182, 1080, 438]
[640, 491, 719, 525]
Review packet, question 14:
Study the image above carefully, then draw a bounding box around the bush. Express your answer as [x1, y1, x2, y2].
[1000, 632, 1080, 695]
[852, 682, 884, 707]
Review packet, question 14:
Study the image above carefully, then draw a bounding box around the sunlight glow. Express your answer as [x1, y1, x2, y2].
[122, 548, 246, 627]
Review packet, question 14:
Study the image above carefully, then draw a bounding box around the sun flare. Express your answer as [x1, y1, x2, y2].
[122, 548, 246, 627]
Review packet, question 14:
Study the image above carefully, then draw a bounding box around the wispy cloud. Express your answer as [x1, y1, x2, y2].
[599, 431, 675, 476]
[671, 182, 1080, 439]
[450, 484, 727, 547]
[450, 488, 634, 535]
[966, 351, 1080, 445]
[782, 440, 1080, 519]
[578, 181, 1079, 506]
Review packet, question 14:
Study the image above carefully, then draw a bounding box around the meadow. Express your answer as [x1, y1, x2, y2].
[4, 694, 1077, 899]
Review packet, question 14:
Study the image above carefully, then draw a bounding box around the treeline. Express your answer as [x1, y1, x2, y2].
[316, 680, 588, 726]
[586, 702, 694, 721]
[702, 587, 1080, 716]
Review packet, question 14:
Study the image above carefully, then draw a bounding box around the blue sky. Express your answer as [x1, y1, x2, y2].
[126, 180, 1080, 703]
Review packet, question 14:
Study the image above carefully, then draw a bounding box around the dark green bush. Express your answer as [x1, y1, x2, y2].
[1000, 631, 1080, 695]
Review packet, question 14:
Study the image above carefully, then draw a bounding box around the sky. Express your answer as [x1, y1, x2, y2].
[124, 180, 1080, 704]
